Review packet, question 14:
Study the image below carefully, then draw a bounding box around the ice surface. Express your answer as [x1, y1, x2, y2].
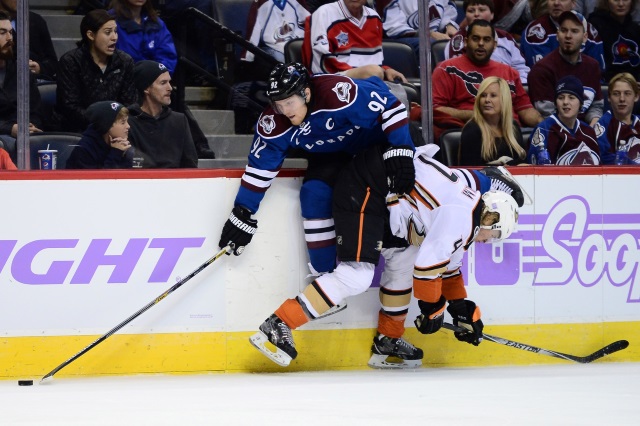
[3, 363, 639, 425]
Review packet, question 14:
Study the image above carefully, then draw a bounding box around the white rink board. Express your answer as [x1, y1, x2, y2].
[1, 171, 639, 337]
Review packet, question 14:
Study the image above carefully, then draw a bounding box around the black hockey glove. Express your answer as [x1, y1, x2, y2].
[447, 299, 484, 346]
[218, 206, 258, 256]
[414, 296, 446, 334]
[478, 167, 525, 207]
[383, 145, 415, 194]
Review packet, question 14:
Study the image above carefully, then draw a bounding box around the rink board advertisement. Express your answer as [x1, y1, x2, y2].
[1, 168, 638, 377]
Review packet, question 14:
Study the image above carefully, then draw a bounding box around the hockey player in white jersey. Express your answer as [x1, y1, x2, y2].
[250, 143, 525, 367]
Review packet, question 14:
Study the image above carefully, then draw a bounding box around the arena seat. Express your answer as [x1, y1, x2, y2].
[37, 82, 57, 130]
[29, 132, 82, 170]
[431, 39, 449, 68]
[381, 40, 420, 87]
[439, 129, 462, 167]
[284, 38, 304, 64]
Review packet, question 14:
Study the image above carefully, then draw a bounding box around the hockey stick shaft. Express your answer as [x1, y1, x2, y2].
[443, 322, 628, 364]
[41, 246, 230, 382]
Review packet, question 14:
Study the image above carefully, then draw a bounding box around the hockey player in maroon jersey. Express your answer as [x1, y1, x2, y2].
[527, 75, 601, 165]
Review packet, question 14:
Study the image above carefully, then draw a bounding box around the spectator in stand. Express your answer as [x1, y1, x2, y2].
[527, 75, 601, 164]
[67, 100, 134, 169]
[127, 60, 198, 168]
[0, 0, 58, 82]
[0, 146, 16, 169]
[445, 0, 530, 83]
[594, 72, 640, 164]
[373, 0, 458, 58]
[527, 11, 604, 125]
[0, 11, 43, 164]
[520, 0, 605, 72]
[242, 0, 310, 64]
[588, 0, 640, 82]
[108, 0, 177, 74]
[304, 0, 407, 83]
[459, 76, 527, 165]
[432, 20, 542, 133]
[108, 0, 214, 158]
[56, 9, 137, 133]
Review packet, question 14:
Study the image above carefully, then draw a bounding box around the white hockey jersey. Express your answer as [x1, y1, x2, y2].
[375, 0, 459, 37]
[242, 0, 310, 62]
[309, 1, 385, 74]
[387, 147, 480, 277]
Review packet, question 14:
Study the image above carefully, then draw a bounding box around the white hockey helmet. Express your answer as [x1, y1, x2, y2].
[480, 190, 519, 242]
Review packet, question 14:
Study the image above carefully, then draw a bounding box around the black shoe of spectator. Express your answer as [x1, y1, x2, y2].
[196, 143, 215, 159]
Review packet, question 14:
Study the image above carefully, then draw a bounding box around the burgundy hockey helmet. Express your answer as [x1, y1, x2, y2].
[266, 62, 310, 102]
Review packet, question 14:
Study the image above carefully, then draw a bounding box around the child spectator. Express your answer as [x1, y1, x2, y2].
[594, 72, 640, 164]
[56, 9, 137, 132]
[66, 100, 134, 169]
[527, 75, 601, 164]
[459, 76, 527, 165]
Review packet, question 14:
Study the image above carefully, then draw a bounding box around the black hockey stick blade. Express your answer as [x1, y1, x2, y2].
[443, 322, 629, 364]
[40, 246, 230, 383]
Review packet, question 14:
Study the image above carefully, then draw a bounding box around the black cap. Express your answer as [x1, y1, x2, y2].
[86, 101, 126, 134]
[133, 60, 169, 92]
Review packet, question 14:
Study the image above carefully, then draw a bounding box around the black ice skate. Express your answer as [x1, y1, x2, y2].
[368, 333, 423, 369]
[249, 314, 298, 367]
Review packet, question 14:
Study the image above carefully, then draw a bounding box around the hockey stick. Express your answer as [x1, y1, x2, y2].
[443, 322, 629, 364]
[41, 246, 230, 383]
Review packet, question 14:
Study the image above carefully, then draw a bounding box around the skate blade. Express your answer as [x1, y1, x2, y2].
[249, 331, 292, 367]
[367, 354, 422, 369]
[495, 166, 533, 205]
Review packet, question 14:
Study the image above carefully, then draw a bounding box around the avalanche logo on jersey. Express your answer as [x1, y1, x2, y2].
[527, 23, 546, 41]
[556, 141, 600, 165]
[628, 136, 640, 164]
[407, 11, 419, 29]
[332, 82, 352, 103]
[593, 122, 605, 138]
[274, 22, 296, 43]
[259, 114, 276, 134]
[611, 35, 640, 67]
[335, 31, 349, 48]
[451, 34, 464, 53]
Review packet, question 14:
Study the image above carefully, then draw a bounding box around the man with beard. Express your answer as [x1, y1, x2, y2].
[0, 11, 42, 164]
[520, 0, 605, 71]
[432, 19, 542, 127]
[0, 0, 58, 81]
[527, 11, 604, 126]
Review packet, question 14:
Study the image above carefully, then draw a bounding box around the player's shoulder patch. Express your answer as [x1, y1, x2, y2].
[256, 109, 293, 137]
[311, 74, 357, 110]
